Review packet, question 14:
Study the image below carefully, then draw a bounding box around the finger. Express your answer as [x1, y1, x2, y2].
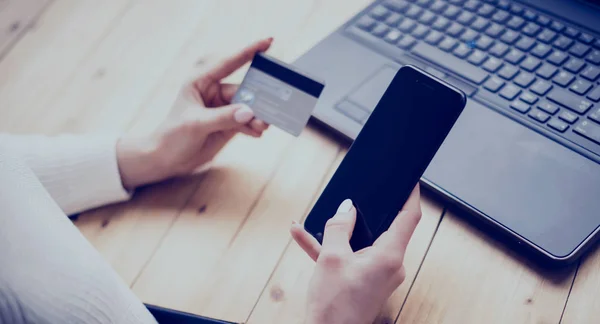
[403, 184, 421, 215]
[249, 119, 269, 132]
[220, 83, 239, 104]
[290, 221, 321, 262]
[239, 125, 262, 137]
[321, 199, 356, 256]
[199, 38, 273, 85]
[194, 104, 255, 132]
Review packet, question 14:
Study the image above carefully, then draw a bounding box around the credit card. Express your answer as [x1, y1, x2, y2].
[232, 53, 325, 136]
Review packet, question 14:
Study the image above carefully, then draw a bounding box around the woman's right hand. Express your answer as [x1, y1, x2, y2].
[291, 185, 422, 324]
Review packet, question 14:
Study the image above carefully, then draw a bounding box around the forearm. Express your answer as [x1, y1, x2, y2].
[0, 133, 132, 215]
[0, 153, 156, 323]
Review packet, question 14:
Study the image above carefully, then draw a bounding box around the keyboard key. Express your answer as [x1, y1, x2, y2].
[574, 119, 600, 145]
[485, 23, 505, 38]
[530, 80, 553, 95]
[514, 72, 536, 88]
[553, 36, 574, 51]
[550, 21, 565, 32]
[411, 42, 489, 84]
[537, 100, 559, 115]
[385, 13, 404, 26]
[384, 29, 403, 43]
[522, 23, 541, 37]
[548, 118, 569, 132]
[564, 58, 586, 74]
[520, 56, 541, 72]
[564, 27, 580, 39]
[406, 5, 424, 18]
[419, 10, 437, 25]
[569, 43, 591, 58]
[500, 84, 521, 100]
[398, 19, 417, 32]
[491, 10, 510, 24]
[438, 37, 458, 51]
[371, 6, 391, 20]
[429, 0, 448, 13]
[384, 0, 411, 12]
[547, 50, 569, 66]
[536, 63, 558, 80]
[500, 30, 520, 45]
[587, 87, 600, 102]
[357, 16, 377, 31]
[464, 0, 481, 11]
[530, 43, 552, 59]
[478, 4, 496, 17]
[476, 35, 494, 50]
[520, 92, 538, 104]
[559, 110, 579, 124]
[515, 37, 537, 52]
[447, 22, 465, 37]
[507, 16, 526, 30]
[371, 23, 390, 37]
[497, 0, 510, 10]
[468, 50, 488, 65]
[537, 29, 557, 44]
[570, 79, 593, 95]
[412, 24, 430, 38]
[579, 33, 595, 45]
[443, 5, 461, 19]
[529, 109, 551, 123]
[457, 11, 475, 25]
[432, 16, 451, 31]
[547, 87, 593, 114]
[552, 71, 575, 87]
[453, 43, 472, 58]
[505, 49, 525, 64]
[590, 107, 600, 122]
[484, 76, 505, 92]
[523, 10, 537, 21]
[482, 56, 503, 72]
[424, 30, 444, 45]
[586, 50, 600, 64]
[536, 15, 551, 26]
[417, 0, 433, 6]
[581, 66, 600, 81]
[470, 18, 490, 32]
[490, 42, 509, 57]
[511, 5, 525, 15]
[397, 35, 417, 49]
[460, 29, 479, 42]
[498, 64, 519, 80]
[511, 100, 530, 113]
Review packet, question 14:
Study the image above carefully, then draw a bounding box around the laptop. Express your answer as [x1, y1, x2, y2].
[294, 0, 600, 264]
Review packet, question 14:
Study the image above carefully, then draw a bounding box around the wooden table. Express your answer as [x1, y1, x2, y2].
[2, 0, 600, 323]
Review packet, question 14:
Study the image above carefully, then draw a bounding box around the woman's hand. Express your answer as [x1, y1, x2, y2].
[291, 185, 422, 324]
[116, 38, 273, 189]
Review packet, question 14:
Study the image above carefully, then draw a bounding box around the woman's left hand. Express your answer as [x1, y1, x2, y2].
[116, 38, 273, 189]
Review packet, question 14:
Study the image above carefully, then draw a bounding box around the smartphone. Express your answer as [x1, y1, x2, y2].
[304, 65, 466, 251]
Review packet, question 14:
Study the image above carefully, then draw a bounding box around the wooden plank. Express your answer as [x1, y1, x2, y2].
[247, 147, 445, 324]
[0, 0, 135, 131]
[397, 211, 575, 324]
[132, 127, 339, 322]
[559, 247, 600, 324]
[0, 0, 50, 58]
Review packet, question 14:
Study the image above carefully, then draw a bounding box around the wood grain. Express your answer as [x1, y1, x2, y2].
[397, 211, 575, 324]
[560, 246, 600, 324]
[0, 0, 49, 58]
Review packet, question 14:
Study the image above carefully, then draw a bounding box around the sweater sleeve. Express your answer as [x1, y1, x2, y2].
[0, 133, 132, 215]
[0, 153, 156, 324]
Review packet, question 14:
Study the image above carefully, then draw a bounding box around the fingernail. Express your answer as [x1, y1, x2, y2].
[267, 37, 274, 42]
[234, 105, 254, 123]
[337, 199, 353, 213]
[292, 220, 297, 225]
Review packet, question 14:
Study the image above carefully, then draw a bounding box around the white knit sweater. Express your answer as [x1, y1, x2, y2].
[0, 134, 156, 323]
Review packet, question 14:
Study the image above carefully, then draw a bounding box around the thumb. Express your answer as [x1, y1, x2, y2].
[199, 104, 254, 132]
[322, 199, 356, 256]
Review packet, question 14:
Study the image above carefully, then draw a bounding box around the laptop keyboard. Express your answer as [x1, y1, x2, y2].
[343, 0, 600, 158]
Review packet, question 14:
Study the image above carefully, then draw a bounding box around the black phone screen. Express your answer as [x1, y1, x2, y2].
[304, 65, 466, 251]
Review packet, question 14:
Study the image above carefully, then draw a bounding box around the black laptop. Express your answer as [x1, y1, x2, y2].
[295, 0, 600, 264]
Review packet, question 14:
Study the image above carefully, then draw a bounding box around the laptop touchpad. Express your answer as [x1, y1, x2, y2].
[347, 66, 398, 112]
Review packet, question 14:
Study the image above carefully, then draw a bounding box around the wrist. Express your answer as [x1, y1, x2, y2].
[116, 135, 168, 189]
